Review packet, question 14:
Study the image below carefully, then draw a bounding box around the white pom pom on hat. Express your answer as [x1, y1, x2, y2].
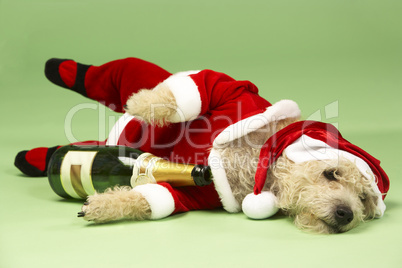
[242, 191, 278, 219]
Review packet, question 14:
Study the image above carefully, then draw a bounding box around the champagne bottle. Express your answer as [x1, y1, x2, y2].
[47, 145, 212, 199]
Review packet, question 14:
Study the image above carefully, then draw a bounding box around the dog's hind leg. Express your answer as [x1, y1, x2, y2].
[14, 140, 106, 177]
[45, 57, 172, 113]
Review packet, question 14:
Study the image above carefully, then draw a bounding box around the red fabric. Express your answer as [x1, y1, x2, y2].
[189, 70, 265, 116]
[59, 60, 77, 88]
[254, 121, 390, 199]
[25, 147, 49, 171]
[157, 182, 222, 214]
[84, 58, 172, 113]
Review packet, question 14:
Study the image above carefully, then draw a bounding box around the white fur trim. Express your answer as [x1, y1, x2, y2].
[284, 135, 386, 218]
[161, 71, 201, 122]
[132, 184, 175, 220]
[213, 99, 300, 146]
[375, 197, 386, 218]
[242, 191, 278, 219]
[106, 113, 135, 146]
[208, 148, 241, 213]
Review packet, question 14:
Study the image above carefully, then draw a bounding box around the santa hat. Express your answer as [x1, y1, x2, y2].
[242, 120, 390, 220]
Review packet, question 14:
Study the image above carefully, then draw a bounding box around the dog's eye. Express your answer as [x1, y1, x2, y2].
[323, 169, 339, 181]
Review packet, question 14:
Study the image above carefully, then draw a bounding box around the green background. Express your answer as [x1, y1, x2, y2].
[1, 0, 401, 267]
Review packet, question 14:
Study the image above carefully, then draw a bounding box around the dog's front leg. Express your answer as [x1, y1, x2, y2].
[79, 186, 151, 223]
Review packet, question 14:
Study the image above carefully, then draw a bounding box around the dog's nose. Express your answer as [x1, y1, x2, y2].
[335, 206, 354, 226]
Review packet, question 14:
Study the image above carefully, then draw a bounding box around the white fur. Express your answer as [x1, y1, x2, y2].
[162, 71, 201, 122]
[132, 184, 175, 219]
[106, 113, 135, 146]
[208, 148, 241, 213]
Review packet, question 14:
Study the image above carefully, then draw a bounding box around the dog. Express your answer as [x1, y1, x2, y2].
[81, 104, 383, 234]
[15, 58, 389, 233]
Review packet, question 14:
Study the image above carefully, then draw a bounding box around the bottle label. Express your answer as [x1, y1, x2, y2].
[60, 151, 97, 199]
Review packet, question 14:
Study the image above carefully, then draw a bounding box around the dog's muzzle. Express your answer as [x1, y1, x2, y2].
[334, 205, 354, 226]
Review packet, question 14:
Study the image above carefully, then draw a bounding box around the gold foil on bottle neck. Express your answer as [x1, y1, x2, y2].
[130, 153, 196, 187]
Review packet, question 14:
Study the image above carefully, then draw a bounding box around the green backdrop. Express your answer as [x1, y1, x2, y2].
[1, 0, 401, 267]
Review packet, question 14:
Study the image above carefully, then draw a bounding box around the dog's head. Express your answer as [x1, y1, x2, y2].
[243, 120, 389, 233]
[270, 156, 381, 233]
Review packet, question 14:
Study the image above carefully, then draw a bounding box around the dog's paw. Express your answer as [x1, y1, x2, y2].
[78, 198, 107, 223]
[124, 84, 178, 126]
[78, 194, 116, 223]
[77, 187, 152, 223]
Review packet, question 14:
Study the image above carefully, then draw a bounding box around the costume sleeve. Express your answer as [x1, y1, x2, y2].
[159, 69, 271, 123]
[132, 182, 222, 220]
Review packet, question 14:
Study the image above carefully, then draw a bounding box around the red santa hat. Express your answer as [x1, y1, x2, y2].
[242, 120, 390, 220]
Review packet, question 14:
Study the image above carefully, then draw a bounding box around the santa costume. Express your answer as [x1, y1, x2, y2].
[14, 58, 389, 220]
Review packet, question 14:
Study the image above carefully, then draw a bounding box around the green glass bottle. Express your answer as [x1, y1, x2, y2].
[47, 145, 212, 199]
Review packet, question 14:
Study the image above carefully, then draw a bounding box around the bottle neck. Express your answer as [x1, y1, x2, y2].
[130, 153, 212, 187]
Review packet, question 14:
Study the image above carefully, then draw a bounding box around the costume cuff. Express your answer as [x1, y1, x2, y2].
[208, 148, 241, 213]
[162, 71, 201, 122]
[132, 184, 175, 219]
